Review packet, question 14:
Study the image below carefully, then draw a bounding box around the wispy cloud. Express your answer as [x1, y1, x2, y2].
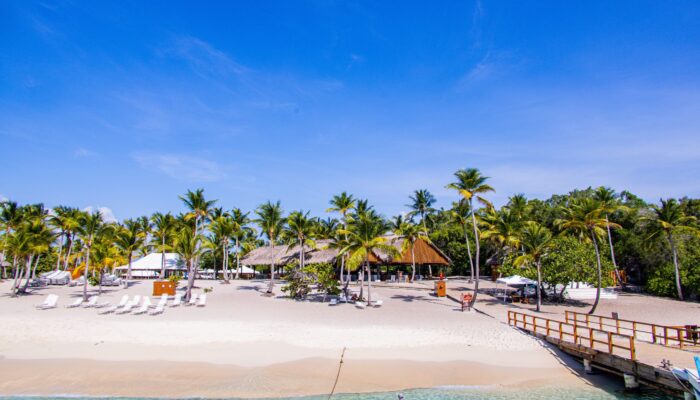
[74, 147, 96, 158]
[132, 151, 228, 182]
[83, 206, 118, 223]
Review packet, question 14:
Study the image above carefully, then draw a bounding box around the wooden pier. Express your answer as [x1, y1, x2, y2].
[508, 310, 698, 397]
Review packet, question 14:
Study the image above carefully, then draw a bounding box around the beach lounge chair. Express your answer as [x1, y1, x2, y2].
[373, 299, 384, 307]
[116, 295, 140, 314]
[197, 294, 207, 307]
[149, 302, 165, 316]
[171, 293, 183, 307]
[99, 295, 129, 314]
[84, 296, 98, 307]
[36, 294, 58, 310]
[133, 297, 152, 315]
[329, 298, 338, 306]
[66, 298, 83, 308]
[187, 293, 198, 306]
[355, 301, 366, 309]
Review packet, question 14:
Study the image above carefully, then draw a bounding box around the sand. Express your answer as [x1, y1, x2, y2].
[0, 278, 626, 398]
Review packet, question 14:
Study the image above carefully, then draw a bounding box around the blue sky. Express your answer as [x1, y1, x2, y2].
[2, 1, 699, 221]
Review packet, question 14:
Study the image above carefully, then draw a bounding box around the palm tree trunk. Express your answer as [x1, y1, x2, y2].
[10, 255, 20, 294]
[223, 241, 230, 283]
[464, 227, 474, 281]
[31, 254, 41, 279]
[63, 233, 74, 271]
[267, 241, 276, 294]
[605, 214, 623, 287]
[160, 237, 166, 280]
[411, 244, 416, 282]
[1, 228, 9, 279]
[588, 229, 603, 314]
[366, 257, 372, 306]
[83, 244, 91, 301]
[185, 260, 195, 301]
[55, 233, 64, 271]
[668, 233, 684, 300]
[234, 238, 241, 280]
[469, 199, 480, 307]
[535, 260, 542, 312]
[127, 254, 133, 280]
[20, 254, 34, 293]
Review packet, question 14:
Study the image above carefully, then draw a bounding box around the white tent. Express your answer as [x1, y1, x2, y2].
[220, 265, 258, 275]
[114, 253, 186, 278]
[496, 275, 536, 286]
[496, 275, 537, 302]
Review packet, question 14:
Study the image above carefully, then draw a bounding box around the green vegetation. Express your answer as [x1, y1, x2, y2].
[1, 168, 699, 309]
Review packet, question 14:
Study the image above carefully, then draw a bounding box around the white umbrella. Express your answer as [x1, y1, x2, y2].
[496, 275, 536, 301]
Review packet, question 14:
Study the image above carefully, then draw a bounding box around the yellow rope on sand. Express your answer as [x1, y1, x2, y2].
[328, 347, 347, 400]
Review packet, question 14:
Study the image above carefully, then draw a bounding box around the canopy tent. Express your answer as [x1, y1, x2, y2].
[496, 275, 537, 302]
[219, 265, 259, 276]
[114, 253, 186, 279]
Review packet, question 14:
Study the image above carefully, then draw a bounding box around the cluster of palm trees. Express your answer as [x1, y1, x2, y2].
[1, 167, 697, 311]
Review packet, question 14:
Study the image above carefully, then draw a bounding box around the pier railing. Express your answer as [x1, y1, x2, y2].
[564, 311, 700, 350]
[508, 311, 636, 360]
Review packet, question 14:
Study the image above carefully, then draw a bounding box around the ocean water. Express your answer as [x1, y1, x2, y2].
[0, 387, 677, 400]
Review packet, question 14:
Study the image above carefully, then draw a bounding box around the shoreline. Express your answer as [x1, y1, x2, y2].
[0, 356, 599, 399]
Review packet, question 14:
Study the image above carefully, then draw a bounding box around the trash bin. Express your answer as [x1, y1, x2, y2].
[435, 280, 446, 297]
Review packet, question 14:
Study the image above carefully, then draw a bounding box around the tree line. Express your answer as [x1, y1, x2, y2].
[1, 168, 698, 312]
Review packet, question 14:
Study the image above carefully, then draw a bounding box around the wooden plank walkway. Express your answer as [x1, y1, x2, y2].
[508, 311, 696, 396]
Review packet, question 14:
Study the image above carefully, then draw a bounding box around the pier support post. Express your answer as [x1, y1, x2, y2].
[623, 373, 640, 392]
[583, 359, 593, 374]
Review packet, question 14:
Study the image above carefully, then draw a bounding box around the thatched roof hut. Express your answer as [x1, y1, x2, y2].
[369, 235, 450, 266]
[242, 240, 337, 266]
[241, 236, 450, 267]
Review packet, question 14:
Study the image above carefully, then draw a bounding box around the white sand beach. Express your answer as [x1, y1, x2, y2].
[0, 278, 621, 398]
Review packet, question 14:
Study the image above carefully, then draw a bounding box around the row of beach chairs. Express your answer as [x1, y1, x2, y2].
[35, 293, 206, 314]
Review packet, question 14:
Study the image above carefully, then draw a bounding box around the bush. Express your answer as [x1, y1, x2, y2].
[281, 263, 340, 300]
[168, 275, 182, 284]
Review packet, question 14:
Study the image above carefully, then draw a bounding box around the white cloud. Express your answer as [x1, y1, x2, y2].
[83, 206, 118, 223]
[132, 151, 227, 182]
[74, 147, 97, 157]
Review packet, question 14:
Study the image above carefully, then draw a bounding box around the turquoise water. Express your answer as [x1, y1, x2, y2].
[0, 387, 677, 400]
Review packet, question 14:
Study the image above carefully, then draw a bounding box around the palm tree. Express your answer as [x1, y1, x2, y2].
[450, 200, 475, 280]
[8, 227, 33, 295]
[408, 189, 436, 232]
[480, 206, 522, 257]
[643, 199, 699, 300]
[393, 220, 430, 282]
[61, 208, 82, 271]
[179, 189, 217, 271]
[209, 213, 235, 282]
[446, 168, 494, 307]
[151, 212, 176, 279]
[556, 198, 618, 314]
[255, 201, 285, 294]
[594, 187, 627, 286]
[514, 222, 553, 312]
[284, 210, 317, 270]
[115, 220, 145, 281]
[230, 208, 254, 279]
[173, 226, 203, 301]
[340, 209, 397, 306]
[78, 211, 105, 301]
[316, 217, 340, 239]
[0, 201, 22, 279]
[327, 192, 356, 284]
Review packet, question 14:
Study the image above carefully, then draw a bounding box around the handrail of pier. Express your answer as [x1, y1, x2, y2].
[564, 311, 700, 350]
[508, 310, 636, 360]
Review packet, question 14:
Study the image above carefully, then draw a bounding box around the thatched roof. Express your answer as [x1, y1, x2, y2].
[370, 235, 451, 266]
[241, 236, 450, 267]
[242, 240, 337, 266]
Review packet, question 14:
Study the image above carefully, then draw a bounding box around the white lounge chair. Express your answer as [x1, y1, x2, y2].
[329, 298, 338, 306]
[196, 294, 206, 307]
[99, 295, 129, 314]
[36, 294, 58, 310]
[187, 293, 198, 306]
[171, 293, 183, 307]
[355, 301, 366, 309]
[149, 300, 166, 315]
[66, 298, 83, 308]
[115, 295, 140, 314]
[84, 296, 99, 307]
[373, 300, 384, 307]
[157, 294, 168, 305]
[133, 297, 152, 315]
